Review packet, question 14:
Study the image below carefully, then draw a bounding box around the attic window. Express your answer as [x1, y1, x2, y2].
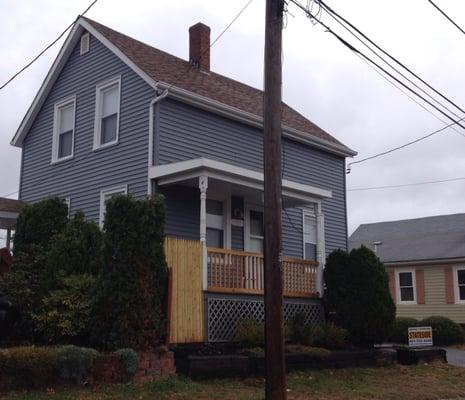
[80, 32, 90, 55]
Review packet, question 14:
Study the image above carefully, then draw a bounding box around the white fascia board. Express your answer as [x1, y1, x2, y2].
[156, 83, 357, 158]
[0, 211, 20, 219]
[149, 158, 332, 200]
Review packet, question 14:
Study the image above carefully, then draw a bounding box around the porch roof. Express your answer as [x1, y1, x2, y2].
[149, 158, 332, 205]
[0, 197, 25, 230]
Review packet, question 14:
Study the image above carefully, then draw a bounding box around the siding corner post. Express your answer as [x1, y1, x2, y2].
[316, 203, 325, 297]
[199, 175, 209, 290]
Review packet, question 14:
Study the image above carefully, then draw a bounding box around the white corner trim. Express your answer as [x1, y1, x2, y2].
[453, 266, 465, 304]
[51, 95, 76, 164]
[395, 268, 417, 305]
[149, 158, 332, 201]
[99, 184, 128, 227]
[93, 75, 121, 150]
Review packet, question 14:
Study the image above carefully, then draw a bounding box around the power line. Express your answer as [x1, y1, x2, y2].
[317, 0, 465, 118]
[348, 175, 465, 192]
[0, 189, 19, 198]
[428, 0, 465, 36]
[0, 0, 99, 91]
[289, 0, 465, 171]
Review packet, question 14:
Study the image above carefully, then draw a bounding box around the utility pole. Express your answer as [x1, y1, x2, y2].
[263, 0, 286, 399]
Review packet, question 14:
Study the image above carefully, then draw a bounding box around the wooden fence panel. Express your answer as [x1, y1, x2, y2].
[165, 237, 204, 344]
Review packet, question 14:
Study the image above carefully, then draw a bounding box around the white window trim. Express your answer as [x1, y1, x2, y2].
[80, 32, 90, 55]
[63, 197, 71, 218]
[244, 202, 264, 253]
[453, 266, 465, 304]
[51, 95, 76, 164]
[302, 206, 317, 259]
[93, 76, 121, 151]
[395, 268, 417, 305]
[99, 184, 128, 227]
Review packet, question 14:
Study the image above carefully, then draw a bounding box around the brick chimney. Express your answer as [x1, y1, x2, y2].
[189, 22, 210, 71]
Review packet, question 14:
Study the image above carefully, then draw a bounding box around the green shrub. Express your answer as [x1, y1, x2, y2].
[287, 313, 314, 345]
[0, 246, 48, 343]
[313, 322, 347, 349]
[91, 194, 168, 350]
[13, 197, 68, 254]
[285, 344, 331, 358]
[34, 274, 97, 344]
[45, 211, 103, 280]
[324, 247, 396, 346]
[235, 318, 264, 346]
[420, 316, 465, 346]
[389, 317, 419, 344]
[0, 346, 61, 388]
[58, 345, 99, 384]
[114, 348, 139, 375]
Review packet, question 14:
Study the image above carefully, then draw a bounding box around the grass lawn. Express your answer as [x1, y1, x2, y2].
[2, 363, 465, 400]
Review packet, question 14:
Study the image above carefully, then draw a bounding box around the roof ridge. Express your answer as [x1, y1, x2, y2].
[358, 212, 465, 227]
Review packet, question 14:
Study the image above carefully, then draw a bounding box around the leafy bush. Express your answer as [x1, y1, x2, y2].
[287, 313, 314, 345]
[13, 197, 68, 254]
[0, 346, 61, 387]
[313, 322, 347, 349]
[58, 345, 99, 384]
[235, 318, 264, 346]
[324, 246, 396, 346]
[285, 344, 331, 358]
[35, 274, 97, 344]
[45, 211, 103, 280]
[0, 246, 48, 343]
[114, 348, 139, 375]
[389, 317, 419, 344]
[420, 316, 465, 346]
[91, 194, 168, 349]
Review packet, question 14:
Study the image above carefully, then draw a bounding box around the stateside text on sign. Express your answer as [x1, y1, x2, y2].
[408, 326, 433, 347]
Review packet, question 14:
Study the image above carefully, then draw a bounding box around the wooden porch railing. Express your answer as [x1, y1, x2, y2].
[207, 247, 319, 297]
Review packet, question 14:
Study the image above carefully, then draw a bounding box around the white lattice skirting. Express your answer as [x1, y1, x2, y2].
[205, 293, 324, 342]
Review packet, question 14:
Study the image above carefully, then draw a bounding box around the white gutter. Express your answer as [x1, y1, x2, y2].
[147, 87, 169, 194]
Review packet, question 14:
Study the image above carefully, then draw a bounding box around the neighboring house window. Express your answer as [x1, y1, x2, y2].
[303, 209, 317, 260]
[456, 267, 465, 303]
[99, 185, 127, 227]
[206, 199, 224, 248]
[94, 76, 121, 149]
[248, 209, 264, 253]
[52, 96, 75, 163]
[397, 270, 416, 304]
[80, 32, 90, 55]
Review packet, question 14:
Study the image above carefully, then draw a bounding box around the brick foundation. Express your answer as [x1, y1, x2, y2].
[133, 351, 176, 383]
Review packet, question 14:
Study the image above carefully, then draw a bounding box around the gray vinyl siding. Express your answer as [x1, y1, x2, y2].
[156, 99, 347, 256]
[20, 33, 155, 221]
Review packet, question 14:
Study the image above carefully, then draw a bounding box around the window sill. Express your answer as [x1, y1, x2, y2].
[50, 155, 74, 165]
[397, 301, 417, 306]
[92, 140, 119, 152]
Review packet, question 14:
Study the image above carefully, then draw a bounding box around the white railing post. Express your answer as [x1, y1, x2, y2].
[316, 203, 325, 296]
[199, 175, 208, 290]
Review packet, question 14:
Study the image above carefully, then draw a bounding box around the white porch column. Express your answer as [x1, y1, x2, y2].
[199, 175, 209, 290]
[316, 203, 325, 297]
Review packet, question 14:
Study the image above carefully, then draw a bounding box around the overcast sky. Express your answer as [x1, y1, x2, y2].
[1, 0, 465, 238]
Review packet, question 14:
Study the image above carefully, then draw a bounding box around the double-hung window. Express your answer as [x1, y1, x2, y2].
[206, 199, 224, 248]
[248, 210, 264, 253]
[52, 96, 75, 163]
[99, 185, 127, 227]
[456, 267, 465, 303]
[397, 270, 416, 304]
[303, 209, 317, 260]
[94, 77, 121, 149]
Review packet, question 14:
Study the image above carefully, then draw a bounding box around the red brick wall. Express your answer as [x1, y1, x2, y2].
[134, 351, 176, 383]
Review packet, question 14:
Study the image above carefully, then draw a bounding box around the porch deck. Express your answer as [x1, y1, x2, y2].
[207, 247, 319, 297]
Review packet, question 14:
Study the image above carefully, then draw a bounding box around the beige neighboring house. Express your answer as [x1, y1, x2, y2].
[349, 214, 465, 325]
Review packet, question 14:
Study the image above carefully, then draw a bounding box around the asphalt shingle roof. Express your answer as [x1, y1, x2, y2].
[84, 17, 353, 153]
[349, 213, 465, 263]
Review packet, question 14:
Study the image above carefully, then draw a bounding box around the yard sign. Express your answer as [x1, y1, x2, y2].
[408, 326, 433, 347]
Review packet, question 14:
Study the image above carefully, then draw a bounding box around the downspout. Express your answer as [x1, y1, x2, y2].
[147, 86, 169, 195]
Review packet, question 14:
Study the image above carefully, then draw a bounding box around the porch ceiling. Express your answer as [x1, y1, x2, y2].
[149, 158, 332, 206]
[0, 197, 24, 230]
